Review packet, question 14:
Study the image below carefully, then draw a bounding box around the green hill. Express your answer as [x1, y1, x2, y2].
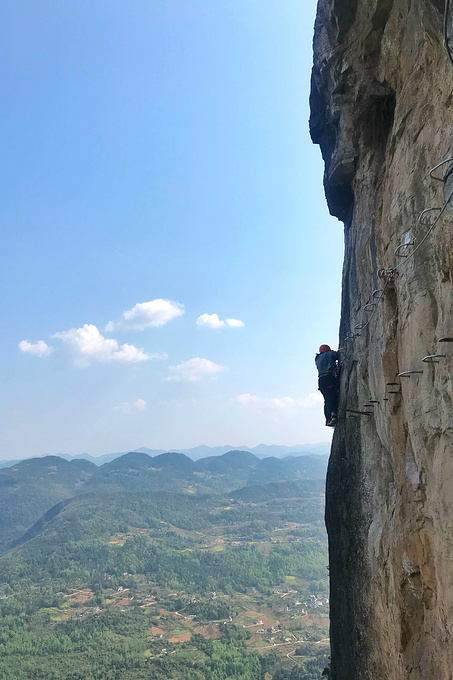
[100, 451, 154, 471]
[247, 455, 328, 486]
[231, 479, 325, 503]
[151, 452, 194, 469]
[0, 452, 327, 556]
[0, 456, 97, 553]
[0, 480, 326, 590]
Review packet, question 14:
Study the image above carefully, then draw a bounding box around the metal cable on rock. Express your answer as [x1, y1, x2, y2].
[343, 0, 453, 347]
[392, 187, 453, 272]
[341, 5, 453, 399]
[352, 279, 390, 336]
[344, 186, 453, 344]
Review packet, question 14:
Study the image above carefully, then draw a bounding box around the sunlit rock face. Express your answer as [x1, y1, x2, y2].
[310, 1, 453, 679]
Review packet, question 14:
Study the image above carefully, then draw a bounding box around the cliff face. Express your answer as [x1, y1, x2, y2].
[310, 1, 453, 679]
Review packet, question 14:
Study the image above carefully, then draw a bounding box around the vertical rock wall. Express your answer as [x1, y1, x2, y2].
[310, 1, 453, 679]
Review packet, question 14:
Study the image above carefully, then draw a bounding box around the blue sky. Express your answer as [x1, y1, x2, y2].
[1, 0, 343, 459]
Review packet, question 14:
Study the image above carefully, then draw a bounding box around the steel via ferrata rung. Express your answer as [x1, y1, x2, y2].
[418, 207, 442, 226]
[341, 156, 453, 351]
[422, 354, 446, 363]
[429, 158, 453, 182]
[395, 242, 414, 258]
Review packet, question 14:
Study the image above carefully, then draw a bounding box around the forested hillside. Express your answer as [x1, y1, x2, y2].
[0, 452, 327, 554]
[0, 456, 97, 553]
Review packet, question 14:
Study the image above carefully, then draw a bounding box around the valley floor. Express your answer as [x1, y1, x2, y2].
[0, 483, 329, 679]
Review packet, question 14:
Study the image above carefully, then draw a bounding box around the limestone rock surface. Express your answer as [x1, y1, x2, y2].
[310, 1, 453, 679]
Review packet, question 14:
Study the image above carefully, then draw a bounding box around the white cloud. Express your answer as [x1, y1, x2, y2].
[106, 299, 184, 332]
[300, 392, 324, 408]
[53, 324, 152, 366]
[196, 313, 224, 329]
[114, 398, 147, 414]
[196, 313, 244, 329]
[235, 394, 297, 409]
[18, 340, 55, 358]
[165, 357, 227, 382]
[234, 392, 323, 410]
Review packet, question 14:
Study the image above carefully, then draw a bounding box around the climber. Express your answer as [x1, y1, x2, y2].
[315, 344, 340, 427]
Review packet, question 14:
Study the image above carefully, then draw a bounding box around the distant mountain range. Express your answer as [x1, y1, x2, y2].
[0, 449, 328, 554]
[0, 442, 330, 468]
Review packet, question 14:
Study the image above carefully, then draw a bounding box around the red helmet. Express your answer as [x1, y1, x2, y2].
[319, 344, 331, 353]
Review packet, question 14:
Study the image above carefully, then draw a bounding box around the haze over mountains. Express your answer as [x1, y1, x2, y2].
[0, 442, 330, 469]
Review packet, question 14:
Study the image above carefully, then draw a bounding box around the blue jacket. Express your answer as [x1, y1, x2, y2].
[315, 350, 339, 377]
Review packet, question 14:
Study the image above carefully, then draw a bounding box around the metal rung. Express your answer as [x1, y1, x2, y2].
[378, 267, 399, 282]
[368, 400, 380, 403]
[398, 370, 423, 377]
[388, 390, 401, 394]
[383, 398, 389, 401]
[439, 337, 453, 342]
[355, 323, 365, 330]
[418, 207, 441, 226]
[395, 242, 414, 258]
[422, 354, 446, 363]
[386, 382, 401, 386]
[372, 289, 383, 299]
[429, 158, 453, 182]
[346, 409, 373, 416]
[364, 303, 375, 311]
